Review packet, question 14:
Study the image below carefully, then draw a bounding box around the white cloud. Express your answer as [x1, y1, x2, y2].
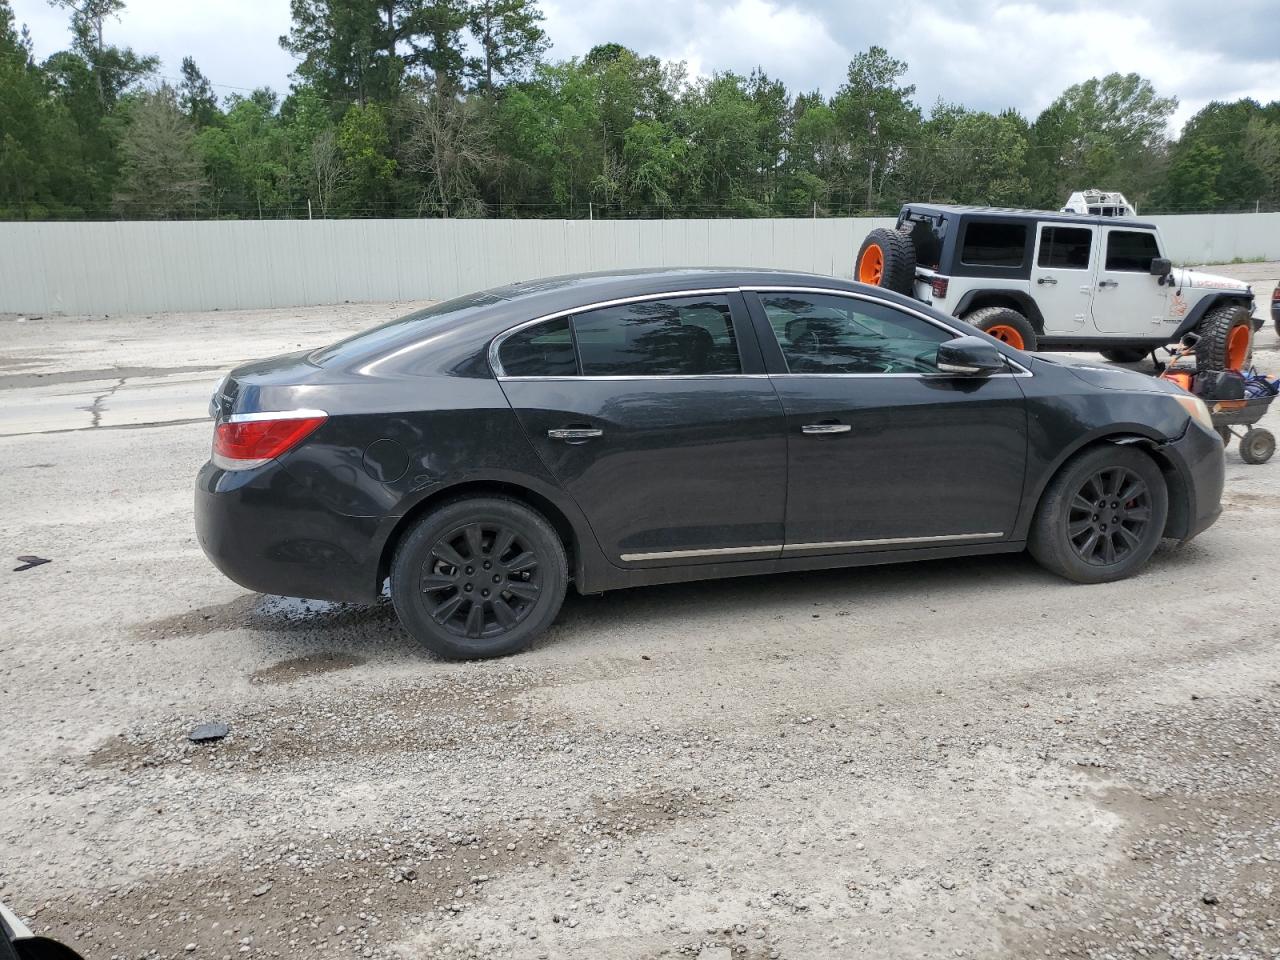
[11, 0, 1280, 133]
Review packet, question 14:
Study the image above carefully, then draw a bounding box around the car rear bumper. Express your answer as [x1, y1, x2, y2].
[1160, 420, 1224, 541]
[194, 460, 382, 604]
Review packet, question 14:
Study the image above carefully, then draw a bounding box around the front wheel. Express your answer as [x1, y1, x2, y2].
[391, 497, 568, 659]
[1028, 445, 1168, 584]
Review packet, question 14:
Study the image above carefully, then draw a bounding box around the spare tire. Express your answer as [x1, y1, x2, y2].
[856, 227, 916, 295]
[1195, 302, 1253, 372]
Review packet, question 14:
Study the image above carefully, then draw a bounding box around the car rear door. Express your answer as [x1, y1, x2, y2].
[1092, 228, 1171, 334]
[1031, 223, 1098, 335]
[493, 291, 788, 566]
[745, 287, 1028, 556]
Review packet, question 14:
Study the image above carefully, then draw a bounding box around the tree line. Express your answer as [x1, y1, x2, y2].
[3, 0, 1279, 221]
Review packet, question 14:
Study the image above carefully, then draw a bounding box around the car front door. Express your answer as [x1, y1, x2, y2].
[745, 288, 1028, 556]
[494, 291, 788, 565]
[1092, 228, 1172, 334]
[1031, 223, 1098, 335]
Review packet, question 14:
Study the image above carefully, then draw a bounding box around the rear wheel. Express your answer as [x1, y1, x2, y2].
[855, 227, 916, 295]
[1100, 348, 1148, 364]
[1028, 445, 1168, 584]
[391, 497, 567, 659]
[963, 305, 1038, 351]
[1195, 302, 1253, 372]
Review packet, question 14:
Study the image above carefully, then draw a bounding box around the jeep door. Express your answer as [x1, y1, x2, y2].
[1031, 224, 1098, 335]
[494, 291, 789, 566]
[1092, 228, 1172, 334]
[744, 288, 1028, 556]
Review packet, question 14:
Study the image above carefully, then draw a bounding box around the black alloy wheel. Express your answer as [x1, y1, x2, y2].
[391, 497, 567, 659]
[1028, 444, 1168, 584]
[421, 521, 542, 639]
[1065, 466, 1152, 566]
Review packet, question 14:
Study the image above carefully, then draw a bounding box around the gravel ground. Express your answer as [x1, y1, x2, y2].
[1, 265, 1279, 960]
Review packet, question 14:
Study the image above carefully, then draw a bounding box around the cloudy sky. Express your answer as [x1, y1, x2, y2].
[10, 0, 1280, 132]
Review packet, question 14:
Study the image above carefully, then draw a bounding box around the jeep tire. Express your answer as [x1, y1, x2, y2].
[855, 227, 916, 295]
[1195, 302, 1253, 372]
[963, 305, 1038, 351]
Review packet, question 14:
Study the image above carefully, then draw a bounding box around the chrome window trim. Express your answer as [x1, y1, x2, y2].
[488, 287, 740, 378]
[620, 544, 780, 562]
[497, 374, 771, 382]
[743, 285, 1033, 378]
[226, 408, 329, 424]
[619, 531, 1005, 563]
[486, 283, 1033, 379]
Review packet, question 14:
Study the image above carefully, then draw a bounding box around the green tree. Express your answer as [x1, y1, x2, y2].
[336, 101, 397, 212]
[830, 46, 921, 211]
[401, 83, 493, 214]
[197, 89, 290, 216]
[1026, 73, 1175, 208]
[114, 84, 206, 217]
[466, 0, 548, 90]
[178, 56, 219, 128]
[281, 0, 400, 107]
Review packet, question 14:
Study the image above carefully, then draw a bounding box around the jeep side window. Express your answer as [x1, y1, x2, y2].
[960, 222, 1027, 268]
[1037, 227, 1092, 270]
[1105, 231, 1160, 272]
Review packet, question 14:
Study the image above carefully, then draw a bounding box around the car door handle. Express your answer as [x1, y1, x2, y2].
[547, 427, 602, 441]
[1098, 280, 1119, 289]
[801, 423, 851, 435]
[1037, 276, 1057, 285]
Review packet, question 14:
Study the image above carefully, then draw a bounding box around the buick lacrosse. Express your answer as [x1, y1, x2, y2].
[196, 268, 1224, 659]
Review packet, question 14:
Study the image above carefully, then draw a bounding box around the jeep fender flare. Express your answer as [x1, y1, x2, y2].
[1172, 291, 1256, 340]
[952, 289, 1046, 334]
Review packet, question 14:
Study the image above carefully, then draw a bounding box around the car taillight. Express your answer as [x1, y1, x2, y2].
[931, 276, 949, 299]
[1272, 286, 1279, 302]
[212, 411, 327, 470]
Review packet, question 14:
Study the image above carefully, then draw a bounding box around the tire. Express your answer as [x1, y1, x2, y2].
[855, 227, 915, 295]
[1100, 348, 1148, 364]
[1195, 302, 1253, 372]
[1240, 428, 1275, 465]
[390, 497, 568, 660]
[963, 305, 1038, 351]
[1028, 444, 1168, 584]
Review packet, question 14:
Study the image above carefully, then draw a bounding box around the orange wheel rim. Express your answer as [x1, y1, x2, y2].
[858, 244, 884, 285]
[985, 324, 1025, 350]
[1227, 324, 1251, 371]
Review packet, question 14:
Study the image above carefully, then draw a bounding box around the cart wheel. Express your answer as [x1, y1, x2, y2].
[1216, 426, 1233, 446]
[1240, 428, 1275, 465]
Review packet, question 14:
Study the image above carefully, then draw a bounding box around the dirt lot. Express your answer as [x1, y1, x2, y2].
[2, 265, 1279, 960]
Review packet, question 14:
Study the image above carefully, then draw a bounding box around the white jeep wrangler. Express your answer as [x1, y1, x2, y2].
[856, 204, 1258, 371]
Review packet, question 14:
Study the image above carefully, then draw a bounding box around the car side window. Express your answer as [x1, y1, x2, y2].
[760, 292, 953, 375]
[960, 221, 1027, 267]
[571, 295, 741, 376]
[497, 316, 575, 377]
[1038, 226, 1092, 269]
[1105, 231, 1160, 272]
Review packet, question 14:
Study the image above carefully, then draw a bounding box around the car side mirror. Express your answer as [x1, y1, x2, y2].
[936, 336, 1007, 376]
[1149, 257, 1172, 278]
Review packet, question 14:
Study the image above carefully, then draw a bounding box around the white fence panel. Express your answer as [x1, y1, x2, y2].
[1, 213, 1276, 315]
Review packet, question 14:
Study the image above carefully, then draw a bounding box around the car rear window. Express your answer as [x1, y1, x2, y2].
[309, 291, 506, 367]
[573, 296, 741, 376]
[960, 221, 1027, 268]
[497, 317, 575, 377]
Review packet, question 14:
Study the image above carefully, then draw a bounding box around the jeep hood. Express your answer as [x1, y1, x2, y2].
[1170, 267, 1251, 293]
[1031, 353, 1185, 395]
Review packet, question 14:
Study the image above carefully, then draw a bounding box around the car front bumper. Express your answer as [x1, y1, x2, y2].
[1159, 420, 1224, 542]
[194, 460, 383, 603]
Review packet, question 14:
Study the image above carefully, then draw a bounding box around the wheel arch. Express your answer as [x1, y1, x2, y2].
[954, 289, 1045, 334]
[1173, 292, 1255, 340]
[375, 479, 599, 596]
[1019, 431, 1192, 541]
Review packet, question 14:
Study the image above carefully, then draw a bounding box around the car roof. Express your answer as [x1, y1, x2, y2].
[901, 202, 1159, 231]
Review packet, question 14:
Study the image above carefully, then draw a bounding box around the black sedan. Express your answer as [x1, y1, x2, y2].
[196, 269, 1224, 659]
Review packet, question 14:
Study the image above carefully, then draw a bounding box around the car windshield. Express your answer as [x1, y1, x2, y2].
[309, 291, 508, 366]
